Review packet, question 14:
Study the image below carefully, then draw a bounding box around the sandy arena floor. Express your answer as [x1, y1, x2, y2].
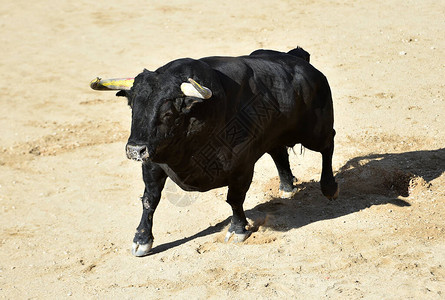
[1, 0, 444, 298]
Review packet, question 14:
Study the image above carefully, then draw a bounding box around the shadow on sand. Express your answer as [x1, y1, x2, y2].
[149, 148, 444, 255]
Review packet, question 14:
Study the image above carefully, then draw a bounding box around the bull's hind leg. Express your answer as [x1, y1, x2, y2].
[132, 162, 167, 257]
[224, 169, 254, 243]
[320, 137, 339, 200]
[268, 146, 297, 198]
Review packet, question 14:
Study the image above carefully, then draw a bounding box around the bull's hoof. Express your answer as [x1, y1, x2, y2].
[321, 181, 340, 200]
[224, 230, 252, 243]
[325, 185, 340, 201]
[279, 187, 298, 199]
[131, 241, 153, 257]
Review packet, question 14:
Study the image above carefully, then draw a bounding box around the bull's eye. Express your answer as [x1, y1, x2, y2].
[162, 112, 172, 118]
[160, 111, 174, 123]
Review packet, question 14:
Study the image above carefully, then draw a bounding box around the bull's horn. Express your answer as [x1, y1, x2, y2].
[180, 78, 212, 99]
[90, 77, 134, 91]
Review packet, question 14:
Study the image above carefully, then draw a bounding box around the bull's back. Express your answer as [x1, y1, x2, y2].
[204, 55, 333, 150]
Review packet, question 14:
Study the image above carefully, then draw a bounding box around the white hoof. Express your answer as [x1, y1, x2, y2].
[279, 188, 298, 199]
[224, 230, 251, 243]
[131, 241, 153, 257]
[233, 231, 251, 243]
[224, 231, 234, 243]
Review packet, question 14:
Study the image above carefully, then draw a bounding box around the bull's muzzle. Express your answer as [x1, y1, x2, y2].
[126, 144, 150, 161]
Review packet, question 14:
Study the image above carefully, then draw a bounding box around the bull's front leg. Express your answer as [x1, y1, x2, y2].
[132, 162, 167, 257]
[224, 168, 254, 243]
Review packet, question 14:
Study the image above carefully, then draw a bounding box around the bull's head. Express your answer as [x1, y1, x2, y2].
[90, 63, 218, 164]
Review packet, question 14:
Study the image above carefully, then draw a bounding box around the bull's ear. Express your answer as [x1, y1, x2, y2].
[116, 90, 127, 97]
[116, 90, 133, 107]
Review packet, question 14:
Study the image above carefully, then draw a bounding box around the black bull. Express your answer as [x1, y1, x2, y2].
[90, 47, 339, 256]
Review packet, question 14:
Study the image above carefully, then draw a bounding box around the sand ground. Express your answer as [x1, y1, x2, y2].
[0, 0, 444, 298]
